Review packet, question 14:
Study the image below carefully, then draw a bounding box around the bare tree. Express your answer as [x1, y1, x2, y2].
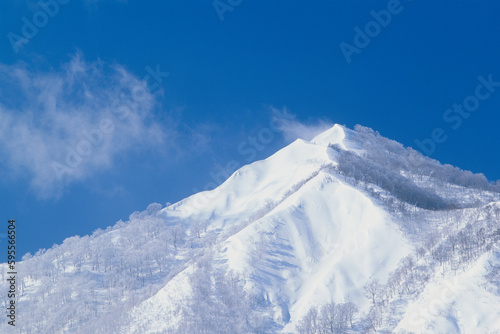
[296, 307, 318, 334]
[338, 302, 358, 329]
[319, 302, 337, 333]
[366, 307, 383, 332]
[364, 279, 382, 305]
[432, 244, 449, 275]
[170, 223, 185, 249]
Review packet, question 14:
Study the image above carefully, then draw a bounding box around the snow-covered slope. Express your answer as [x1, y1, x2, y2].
[395, 245, 500, 333]
[2, 124, 500, 334]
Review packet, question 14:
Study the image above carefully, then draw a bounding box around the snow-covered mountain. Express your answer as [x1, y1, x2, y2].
[2, 124, 500, 333]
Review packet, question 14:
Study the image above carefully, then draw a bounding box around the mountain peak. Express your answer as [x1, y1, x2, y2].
[6, 123, 500, 334]
[311, 124, 364, 155]
[311, 124, 345, 146]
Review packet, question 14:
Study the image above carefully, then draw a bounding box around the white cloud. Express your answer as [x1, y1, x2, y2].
[0, 53, 168, 199]
[270, 107, 334, 142]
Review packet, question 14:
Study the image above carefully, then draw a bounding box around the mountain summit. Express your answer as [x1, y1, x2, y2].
[3, 124, 500, 333]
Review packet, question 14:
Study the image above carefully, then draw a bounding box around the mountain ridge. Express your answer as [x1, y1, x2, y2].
[3, 124, 500, 333]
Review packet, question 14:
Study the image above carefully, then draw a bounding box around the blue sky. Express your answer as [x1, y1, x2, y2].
[1, 0, 499, 258]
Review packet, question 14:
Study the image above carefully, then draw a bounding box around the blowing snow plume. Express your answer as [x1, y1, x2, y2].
[0, 53, 167, 199]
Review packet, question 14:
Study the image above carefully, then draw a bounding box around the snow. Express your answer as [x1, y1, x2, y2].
[130, 125, 412, 332]
[311, 123, 365, 155]
[128, 268, 193, 334]
[164, 138, 333, 225]
[395, 246, 500, 334]
[311, 124, 346, 147]
[5, 123, 500, 334]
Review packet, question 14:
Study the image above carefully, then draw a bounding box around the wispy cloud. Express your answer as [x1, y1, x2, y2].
[0, 52, 168, 199]
[270, 107, 334, 142]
